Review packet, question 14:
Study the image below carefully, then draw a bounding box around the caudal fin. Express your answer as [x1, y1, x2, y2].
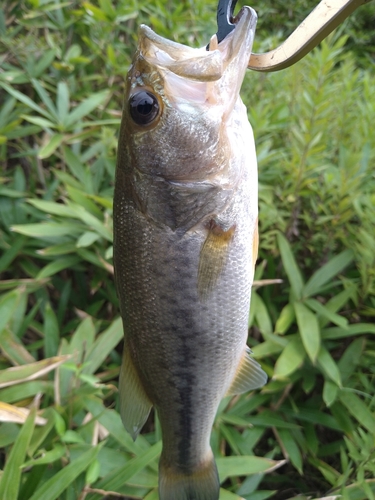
[159, 452, 220, 500]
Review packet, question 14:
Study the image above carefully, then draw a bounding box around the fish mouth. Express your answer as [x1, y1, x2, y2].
[136, 7, 257, 104]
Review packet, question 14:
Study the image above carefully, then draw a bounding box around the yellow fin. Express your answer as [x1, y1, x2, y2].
[198, 222, 235, 299]
[119, 342, 153, 440]
[159, 449, 219, 500]
[226, 347, 268, 396]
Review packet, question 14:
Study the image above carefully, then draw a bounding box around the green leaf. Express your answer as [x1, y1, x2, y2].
[57, 81, 70, 124]
[217, 455, 285, 481]
[339, 392, 375, 434]
[294, 302, 321, 363]
[0, 289, 21, 334]
[277, 233, 304, 300]
[22, 444, 65, 468]
[12, 222, 82, 238]
[303, 249, 354, 297]
[28, 444, 101, 500]
[31, 78, 58, 121]
[274, 303, 295, 334]
[38, 133, 64, 159]
[36, 255, 81, 279]
[90, 442, 162, 500]
[322, 323, 375, 340]
[76, 231, 100, 247]
[27, 199, 77, 217]
[43, 303, 60, 358]
[0, 407, 36, 499]
[251, 292, 273, 336]
[323, 380, 339, 407]
[84, 317, 123, 374]
[65, 90, 109, 128]
[0, 82, 54, 120]
[276, 428, 303, 473]
[317, 346, 342, 387]
[273, 336, 306, 379]
[305, 298, 348, 328]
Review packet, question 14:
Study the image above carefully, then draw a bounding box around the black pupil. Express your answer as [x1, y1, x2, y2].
[129, 91, 159, 125]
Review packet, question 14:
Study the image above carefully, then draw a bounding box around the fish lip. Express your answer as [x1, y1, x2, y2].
[137, 6, 257, 80]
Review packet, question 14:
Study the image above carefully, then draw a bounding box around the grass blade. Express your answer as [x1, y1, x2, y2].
[28, 444, 101, 500]
[294, 302, 321, 363]
[0, 407, 36, 499]
[277, 233, 304, 300]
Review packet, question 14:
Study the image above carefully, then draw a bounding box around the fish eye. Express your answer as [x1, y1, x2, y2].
[129, 90, 160, 126]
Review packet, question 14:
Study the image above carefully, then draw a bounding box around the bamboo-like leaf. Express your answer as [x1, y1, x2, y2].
[89, 442, 162, 500]
[57, 81, 70, 124]
[22, 444, 65, 468]
[251, 292, 273, 336]
[294, 302, 321, 363]
[31, 78, 58, 121]
[217, 455, 286, 482]
[275, 303, 295, 334]
[65, 90, 109, 128]
[12, 222, 82, 238]
[0, 289, 20, 334]
[323, 380, 339, 407]
[339, 392, 375, 434]
[83, 317, 123, 374]
[0, 407, 36, 499]
[276, 428, 303, 473]
[38, 133, 65, 159]
[0, 327, 36, 365]
[36, 255, 81, 279]
[305, 298, 348, 328]
[322, 323, 375, 340]
[0, 401, 46, 425]
[317, 346, 342, 387]
[0, 356, 70, 388]
[273, 336, 306, 379]
[277, 233, 304, 300]
[28, 444, 101, 500]
[0, 82, 54, 120]
[303, 249, 354, 297]
[27, 199, 77, 217]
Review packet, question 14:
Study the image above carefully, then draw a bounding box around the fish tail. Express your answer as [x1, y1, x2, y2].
[159, 451, 220, 500]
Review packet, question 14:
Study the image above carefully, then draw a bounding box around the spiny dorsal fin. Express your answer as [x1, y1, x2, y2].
[119, 342, 153, 440]
[198, 221, 235, 300]
[226, 347, 268, 396]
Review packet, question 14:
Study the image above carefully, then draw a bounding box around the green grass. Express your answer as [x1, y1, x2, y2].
[1, 0, 375, 498]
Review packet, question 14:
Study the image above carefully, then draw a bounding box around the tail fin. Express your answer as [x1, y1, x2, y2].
[159, 451, 220, 500]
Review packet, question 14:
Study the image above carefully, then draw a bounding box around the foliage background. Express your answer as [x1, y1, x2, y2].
[0, 0, 375, 499]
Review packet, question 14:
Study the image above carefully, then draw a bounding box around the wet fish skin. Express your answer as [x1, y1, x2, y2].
[114, 7, 267, 500]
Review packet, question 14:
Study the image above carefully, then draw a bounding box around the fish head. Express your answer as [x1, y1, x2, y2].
[118, 7, 257, 183]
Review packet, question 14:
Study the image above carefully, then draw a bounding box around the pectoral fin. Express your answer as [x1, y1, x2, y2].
[226, 347, 268, 395]
[198, 222, 235, 299]
[119, 342, 153, 440]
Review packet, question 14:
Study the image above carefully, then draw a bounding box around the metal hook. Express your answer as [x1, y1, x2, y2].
[248, 0, 372, 71]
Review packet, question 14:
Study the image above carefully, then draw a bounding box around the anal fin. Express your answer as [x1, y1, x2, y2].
[119, 342, 153, 440]
[226, 347, 268, 396]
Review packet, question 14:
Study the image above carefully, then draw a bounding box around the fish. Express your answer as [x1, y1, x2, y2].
[113, 6, 267, 500]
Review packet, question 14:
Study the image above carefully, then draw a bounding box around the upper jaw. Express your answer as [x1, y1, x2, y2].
[138, 6, 257, 84]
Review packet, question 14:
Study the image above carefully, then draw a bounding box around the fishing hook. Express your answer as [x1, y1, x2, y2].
[208, 0, 372, 70]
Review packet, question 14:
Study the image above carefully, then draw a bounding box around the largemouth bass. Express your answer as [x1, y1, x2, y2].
[114, 6, 267, 500]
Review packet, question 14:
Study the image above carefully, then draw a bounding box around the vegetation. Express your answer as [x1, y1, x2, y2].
[1, 0, 375, 499]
